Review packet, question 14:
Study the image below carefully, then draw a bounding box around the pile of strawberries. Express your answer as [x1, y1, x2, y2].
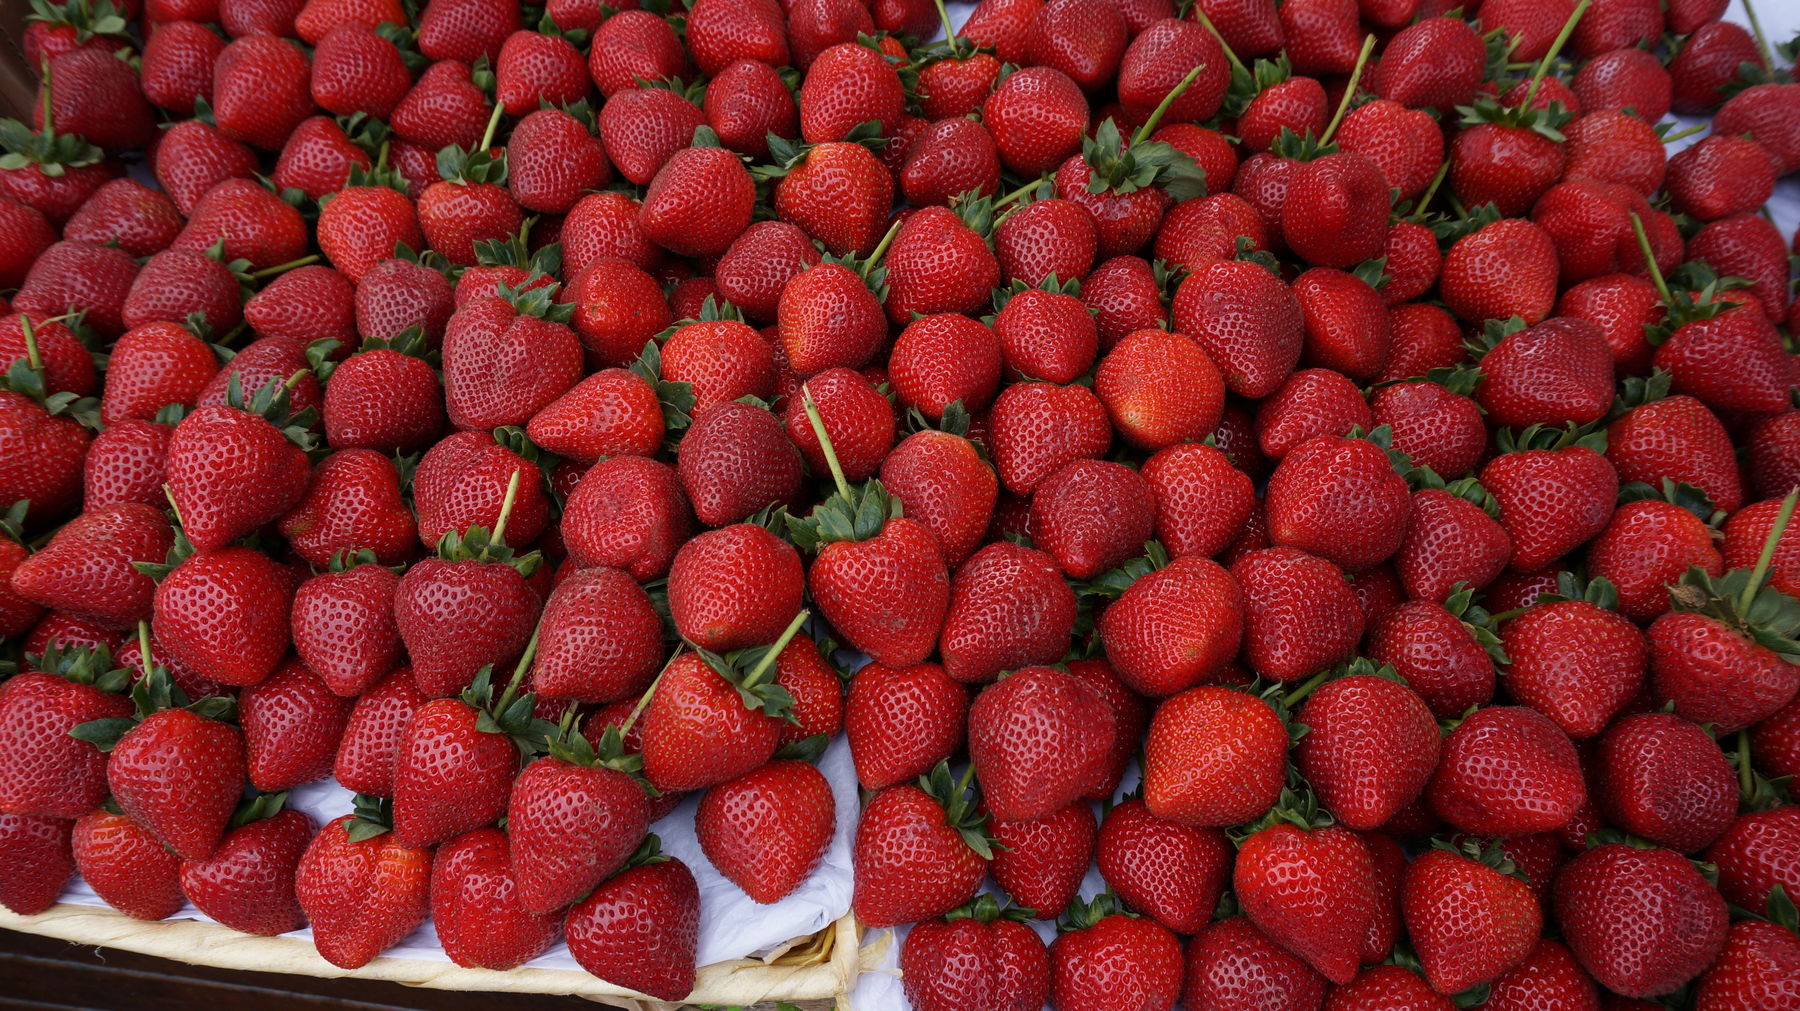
[1, 0, 1799, 1004]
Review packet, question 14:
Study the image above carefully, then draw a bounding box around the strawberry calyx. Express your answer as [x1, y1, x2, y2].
[989, 274, 1080, 315]
[1343, 423, 1418, 480]
[497, 270, 572, 322]
[819, 215, 902, 303]
[69, 623, 236, 750]
[474, 219, 561, 276]
[221, 367, 320, 453]
[1618, 477, 1722, 526]
[309, 326, 437, 385]
[322, 160, 412, 205]
[0, 499, 25, 546]
[1350, 255, 1391, 292]
[26, 0, 128, 37]
[344, 792, 397, 842]
[774, 731, 831, 763]
[920, 0, 978, 63]
[542, 701, 656, 789]
[26, 641, 129, 693]
[903, 398, 973, 438]
[1731, 730, 1791, 814]
[1443, 583, 1510, 665]
[787, 385, 904, 549]
[530, 6, 589, 46]
[1234, 783, 1333, 840]
[918, 759, 998, 860]
[1265, 127, 1337, 165]
[325, 546, 405, 574]
[433, 469, 544, 575]
[1537, 570, 1623, 611]
[1493, 421, 1606, 456]
[756, 120, 887, 183]
[1428, 200, 1502, 244]
[652, 294, 747, 343]
[628, 338, 697, 441]
[692, 608, 809, 722]
[229, 790, 289, 829]
[1610, 368, 1673, 416]
[1221, 54, 1294, 120]
[1057, 891, 1133, 933]
[1414, 361, 1482, 398]
[622, 832, 671, 870]
[946, 893, 1034, 924]
[1464, 314, 1528, 360]
[0, 58, 103, 177]
[1079, 88, 1209, 202]
[464, 626, 561, 755]
[0, 314, 100, 426]
[1078, 540, 1171, 598]
[435, 135, 508, 190]
[1665, 489, 1800, 658]
[1432, 835, 1529, 882]
[1628, 212, 1742, 336]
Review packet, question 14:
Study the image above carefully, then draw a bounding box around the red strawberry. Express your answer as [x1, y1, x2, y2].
[1425, 706, 1585, 836]
[1696, 920, 1800, 1010]
[987, 381, 1112, 496]
[178, 802, 313, 936]
[1403, 842, 1543, 993]
[430, 827, 558, 969]
[1097, 798, 1231, 933]
[1233, 546, 1363, 680]
[1294, 670, 1440, 831]
[506, 733, 650, 914]
[901, 896, 1052, 1011]
[1235, 821, 1376, 984]
[1142, 443, 1254, 560]
[290, 562, 401, 699]
[294, 805, 433, 969]
[1143, 685, 1285, 825]
[531, 565, 662, 704]
[1554, 842, 1727, 998]
[1439, 218, 1559, 327]
[560, 455, 692, 580]
[333, 668, 427, 796]
[309, 23, 410, 120]
[394, 525, 541, 700]
[1365, 593, 1499, 719]
[0, 813, 75, 914]
[1099, 554, 1245, 697]
[153, 546, 295, 688]
[107, 700, 245, 861]
[1051, 895, 1185, 1011]
[1502, 589, 1647, 740]
[1183, 916, 1329, 1010]
[853, 762, 992, 927]
[12, 503, 170, 631]
[1595, 712, 1736, 854]
[239, 658, 353, 792]
[1481, 425, 1619, 572]
[937, 541, 1074, 685]
[563, 845, 701, 1001]
[1172, 260, 1304, 398]
[0, 646, 133, 818]
[71, 807, 185, 921]
[967, 666, 1112, 821]
[696, 758, 835, 903]
[278, 449, 416, 568]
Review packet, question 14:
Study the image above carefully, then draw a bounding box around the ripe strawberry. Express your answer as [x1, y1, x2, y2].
[12, 503, 170, 631]
[768, 140, 893, 259]
[638, 135, 755, 259]
[1235, 821, 1376, 984]
[980, 66, 1088, 177]
[845, 660, 967, 791]
[178, 802, 313, 936]
[1233, 546, 1363, 680]
[1254, 368, 1370, 463]
[1502, 588, 1647, 739]
[530, 565, 662, 705]
[71, 807, 185, 921]
[1327, 965, 1455, 1009]
[287, 563, 400, 700]
[394, 525, 540, 702]
[138, 21, 224, 115]
[0, 646, 133, 818]
[278, 450, 417, 569]
[673, 401, 802, 528]
[332, 669, 426, 797]
[1595, 712, 1736, 856]
[83, 418, 172, 511]
[853, 763, 992, 927]
[563, 845, 700, 1001]
[696, 758, 834, 904]
[295, 805, 433, 968]
[1184, 915, 1329, 1010]
[936, 541, 1074, 685]
[1426, 706, 1585, 836]
[33, 49, 152, 154]
[902, 896, 1052, 1011]
[1365, 591, 1500, 719]
[239, 658, 353, 792]
[1696, 920, 1800, 1010]
[1402, 842, 1543, 993]
[1051, 895, 1185, 1011]
[966, 666, 1112, 821]
[1100, 554, 1245, 697]
[559, 455, 692, 580]
[1095, 798, 1231, 933]
[1481, 425, 1619, 572]
[412, 430, 548, 551]
[1295, 670, 1440, 831]
[430, 827, 558, 969]
[1554, 842, 1728, 998]
[104, 691, 245, 862]
[1439, 218, 1559, 327]
[61, 177, 181, 258]
[1171, 259, 1305, 398]
[0, 813, 75, 914]
[153, 546, 295, 688]
[1142, 685, 1284, 825]
[503, 732, 650, 917]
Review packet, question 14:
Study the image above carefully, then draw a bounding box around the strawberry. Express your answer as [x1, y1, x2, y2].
[563, 842, 701, 1001]
[441, 290, 582, 432]
[33, 49, 152, 154]
[152, 545, 295, 688]
[853, 760, 993, 927]
[713, 222, 821, 325]
[209, 36, 314, 152]
[1051, 895, 1185, 1011]
[0, 645, 133, 818]
[1571, 47, 1671, 121]
[1183, 916, 1329, 1010]
[289, 562, 401, 699]
[685, 0, 788, 75]
[1326, 965, 1454, 1009]
[494, 28, 586, 114]
[1235, 819, 1376, 985]
[675, 400, 803, 528]
[589, 11, 685, 96]
[412, 429, 548, 551]
[638, 615, 807, 791]
[1688, 213, 1792, 326]
[1096, 798, 1231, 933]
[1439, 218, 1559, 327]
[1142, 685, 1285, 826]
[982, 802, 1089, 920]
[71, 807, 185, 921]
[877, 427, 997, 571]
[99, 670, 244, 862]
[319, 331, 447, 449]
[12, 503, 170, 631]
[1481, 424, 1619, 572]
[1425, 706, 1585, 836]
[531, 565, 663, 704]
[430, 827, 558, 969]
[164, 388, 314, 554]
[1171, 259, 1304, 398]
[1553, 842, 1728, 998]
[981, 66, 1088, 177]
[416, 0, 516, 63]
[1402, 841, 1543, 993]
[506, 106, 610, 213]
[24, 0, 131, 69]
[560, 455, 692, 580]
[639, 130, 755, 258]
[666, 524, 802, 655]
[1254, 368, 1371, 462]
[13, 238, 139, 336]
[663, 317, 777, 414]
[1556, 273, 1663, 376]
[1098, 552, 1245, 697]
[1502, 582, 1647, 739]
[394, 512, 541, 700]
[0, 813, 75, 914]
[391, 59, 493, 153]
[1713, 82, 1800, 176]
[1588, 494, 1723, 624]
[1140, 443, 1253, 560]
[506, 722, 651, 914]
[0, 386, 90, 527]
[884, 204, 1001, 324]
[61, 176, 180, 258]
[1265, 431, 1411, 572]
[309, 23, 410, 121]
[782, 368, 893, 482]
[333, 669, 427, 796]
[598, 85, 706, 188]
[278, 449, 417, 568]
[1233, 546, 1363, 680]
[316, 175, 426, 286]
[1696, 920, 1800, 1010]
[1475, 317, 1615, 430]
[1294, 668, 1440, 831]
[1278, 0, 1359, 75]
[901, 896, 1052, 1011]
[845, 660, 967, 791]
[899, 118, 1000, 208]
[1649, 549, 1800, 736]
[1595, 711, 1736, 855]
[938, 541, 1075, 684]
[239, 658, 353, 791]
[178, 800, 313, 936]
[294, 802, 433, 968]
[966, 666, 1112, 821]
[1365, 591, 1500, 719]
[696, 757, 835, 903]
[1281, 151, 1389, 270]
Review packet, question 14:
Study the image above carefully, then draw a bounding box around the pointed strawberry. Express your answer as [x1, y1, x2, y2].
[294, 796, 433, 969]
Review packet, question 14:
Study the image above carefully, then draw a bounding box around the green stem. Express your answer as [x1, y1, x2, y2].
[489, 468, 522, 548]
[864, 216, 903, 269]
[931, 0, 962, 59]
[1741, 488, 1798, 615]
[1409, 161, 1451, 220]
[19, 315, 42, 374]
[249, 254, 320, 279]
[136, 621, 154, 676]
[478, 101, 505, 153]
[995, 174, 1048, 208]
[1742, 0, 1773, 67]
[1188, 5, 1248, 78]
[1522, 0, 1589, 109]
[1131, 64, 1205, 147]
[1659, 122, 1707, 144]
[1627, 212, 1675, 308]
[1319, 35, 1376, 146]
[213, 319, 248, 348]
[161, 483, 184, 527]
[281, 368, 307, 393]
[801, 386, 852, 499]
[1282, 668, 1332, 708]
[741, 609, 810, 688]
[491, 625, 542, 716]
[374, 140, 389, 174]
[1738, 730, 1754, 800]
[38, 57, 54, 140]
[618, 645, 687, 737]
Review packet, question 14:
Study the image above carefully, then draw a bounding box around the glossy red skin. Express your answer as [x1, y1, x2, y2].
[72, 809, 185, 921]
[108, 709, 245, 862]
[844, 662, 968, 791]
[696, 759, 836, 904]
[333, 669, 429, 797]
[1553, 843, 1728, 998]
[178, 808, 314, 937]
[0, 672, 133, 819]
[295, 814, 433, 969]
[1234, 824, 1377, 985]
[1051, 913, 1185, 1011]
[902, 915, 1051, 1011]
[291, 565, 404, 699]
[506, 757, 650, 915]
[390, 698, 519, 849]
[564, 858, 701, 1001]
[430, 828, 559, 970]
[0, 812, 76, 915]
